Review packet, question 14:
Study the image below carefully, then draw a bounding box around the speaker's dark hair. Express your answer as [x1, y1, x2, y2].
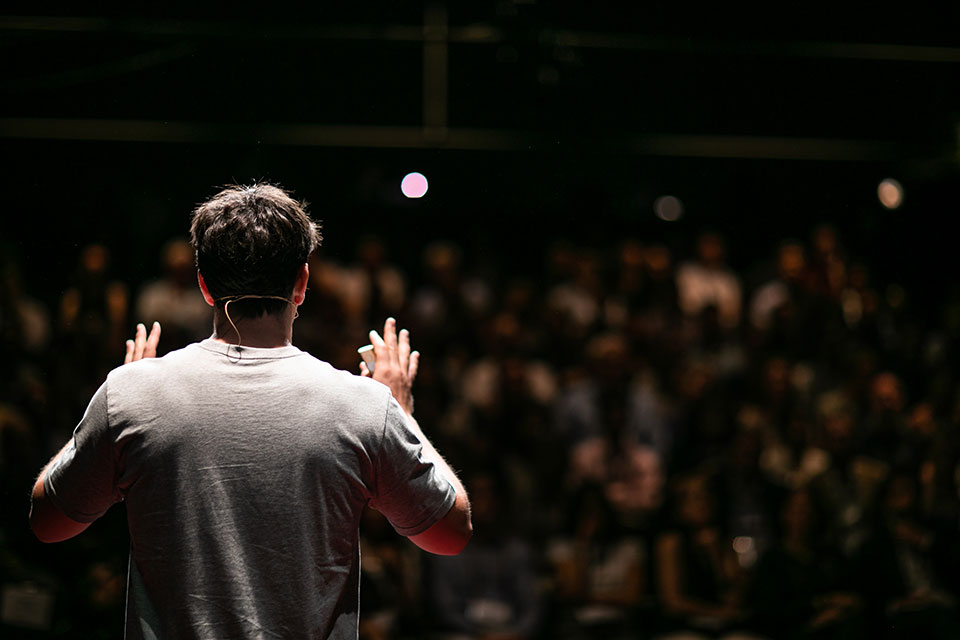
[190, 183, 321, 318]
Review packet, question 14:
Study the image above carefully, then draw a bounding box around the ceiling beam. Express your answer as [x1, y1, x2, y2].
[0, 117, 897, 160]
[2, 16, 959, 63]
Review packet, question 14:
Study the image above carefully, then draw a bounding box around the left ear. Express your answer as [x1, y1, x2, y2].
[197, 271, 216, 307]
[292, 263, 309, 306]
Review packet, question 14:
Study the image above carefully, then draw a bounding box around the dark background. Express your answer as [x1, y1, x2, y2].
[3, 3, 960, 638]
[2, 2, 958, 307]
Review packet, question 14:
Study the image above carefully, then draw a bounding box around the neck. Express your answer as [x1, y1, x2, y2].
[212, 308, 295, 348]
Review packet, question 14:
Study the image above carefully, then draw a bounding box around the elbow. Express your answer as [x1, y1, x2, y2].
[28, 483, 57, 543]
[29, 518, 86, 544]
[457, 501, 474, 549]
[410, 507, 473, 556]
[436, 512, 474, 556]
[442, 487, 474, 555]
[29, 494, 89, 543]
[406, 485, 474, 555]
[451, 516, 474, 555]
[436, 530, 472, 556]
[31, 529, 61, 544]
[29, 514, 63, 544]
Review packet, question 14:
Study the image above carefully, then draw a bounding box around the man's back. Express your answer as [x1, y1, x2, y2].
[44, 339, 456, 639]
[31, 184, 470, 639]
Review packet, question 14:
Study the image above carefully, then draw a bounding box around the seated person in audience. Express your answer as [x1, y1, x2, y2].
[654, 471, 763, 640]
[856, 470, 959, 639]
[424, 469, 542, 639]
[676, 232, 742, 332]
[548, 484, 649, 640]
[751, 488, 864, 639]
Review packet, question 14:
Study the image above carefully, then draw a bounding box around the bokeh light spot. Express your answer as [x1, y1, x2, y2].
[654, 195, 684, 221]
[401, 172, 429, 198]
[878, 178, 903, 209]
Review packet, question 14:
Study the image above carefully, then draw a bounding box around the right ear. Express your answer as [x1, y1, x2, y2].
[197, 271, 216, 307]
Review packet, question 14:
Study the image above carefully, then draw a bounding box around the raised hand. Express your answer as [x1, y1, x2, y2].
[361, 317, 419, 415]
[124, 322, 161, 364]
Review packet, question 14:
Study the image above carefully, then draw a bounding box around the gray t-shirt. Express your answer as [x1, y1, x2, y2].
[45, 339, 457, 639]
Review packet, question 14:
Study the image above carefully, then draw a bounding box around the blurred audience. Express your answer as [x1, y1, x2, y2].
[135, 238, 211, 352]
[676, 232, 742, 332]
[547, 484, 650, 639]
[750, 489, 864, 639]
[425, 469, 542, 640]
[653, 471, 760, 639]
[4, 219, 960, 640]
[856, 470, 960, 639]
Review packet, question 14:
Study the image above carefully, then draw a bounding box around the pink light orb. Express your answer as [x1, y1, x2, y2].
[401, 172, 429, 198]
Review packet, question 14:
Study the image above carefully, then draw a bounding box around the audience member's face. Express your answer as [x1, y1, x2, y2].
[871, 372, 904, 413]
[80, 244, 109, 276]
[678, 476, 714, 527]
[823, 412, 854, 447]
[908, 403, 936, 437]
[486, 312, 522, 353]
[587, 334, 631, 384]
[620, 241, 644, 270]
[812, 226, 838, 259]
[678, 362, 713, 400]
[886, 474, 916, 514]
[357, 238, 385, 268]
[847, 264, 869, 291]
[618, 242, 645, 292]
[777, 244, 806, 281]
[697, 234, 725, 266]
[763, 357, 791, 398]
[644, 245, 672, 279]
[163, 241, 196, 286]
[424, 243, 460, 289]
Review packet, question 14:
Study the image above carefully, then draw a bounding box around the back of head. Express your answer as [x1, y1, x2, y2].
[190, 184, 321, 317]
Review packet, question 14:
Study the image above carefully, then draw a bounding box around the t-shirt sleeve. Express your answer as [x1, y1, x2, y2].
[43, 381, 122, 523]
[368, 396, 457, 537]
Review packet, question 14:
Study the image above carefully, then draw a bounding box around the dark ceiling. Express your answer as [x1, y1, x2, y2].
[1, 3, 958, 299]
[4, 4, 959, 148]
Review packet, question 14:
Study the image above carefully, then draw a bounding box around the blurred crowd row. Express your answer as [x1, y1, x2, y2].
[3, 224, 960, 639]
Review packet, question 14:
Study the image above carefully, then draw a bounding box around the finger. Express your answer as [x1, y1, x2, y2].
[398, 328, 411, 373]
[359, 362, 370, 377]
[383, 317, 398, 354]
[408, 350, 420, 384]
[144, 322, 161, 358]
[133, 323, 146, 360]
[124, 340, 134, 364]
[369, 329, 386, 361]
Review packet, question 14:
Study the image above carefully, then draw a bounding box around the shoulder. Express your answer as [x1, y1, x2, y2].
[300, 358, 392, 402]
[105, 342, 199, 385]
[105, 353, 165, 389]
[278, 356, 397, 426]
